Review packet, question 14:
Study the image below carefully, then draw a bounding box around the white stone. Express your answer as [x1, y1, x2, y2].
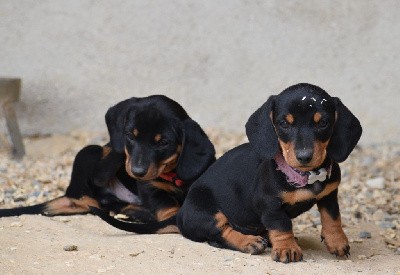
[366, 177, 385, 189]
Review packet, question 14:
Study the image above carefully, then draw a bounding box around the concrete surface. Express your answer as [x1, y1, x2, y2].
[0, 0, 399, 144]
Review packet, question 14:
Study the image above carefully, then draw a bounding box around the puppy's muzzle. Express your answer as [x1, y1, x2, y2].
[131, 166, 148, 178]
[295, 149, 313, 165]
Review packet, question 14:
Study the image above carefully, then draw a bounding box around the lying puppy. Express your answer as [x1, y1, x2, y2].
[176, 83, 362, 262]
[0, 95, 215, 234]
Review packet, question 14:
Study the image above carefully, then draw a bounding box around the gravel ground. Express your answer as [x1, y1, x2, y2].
[1, 129, 399, 251]
[0, 130, 399, 274]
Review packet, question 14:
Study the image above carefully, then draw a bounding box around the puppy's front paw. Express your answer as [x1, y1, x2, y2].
[269, 230, 303, 263]
[241, 235, 268, 255]
[271, 242, 303, 263]
[321, 228, 350, 257]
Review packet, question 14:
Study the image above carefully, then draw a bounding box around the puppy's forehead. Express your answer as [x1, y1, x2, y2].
[126, 107, 169, 132]
[275, 89, 334, 115]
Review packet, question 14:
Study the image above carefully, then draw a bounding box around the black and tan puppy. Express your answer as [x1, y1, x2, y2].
[176, 83, 362, 262]
[0, 95, 215, 234]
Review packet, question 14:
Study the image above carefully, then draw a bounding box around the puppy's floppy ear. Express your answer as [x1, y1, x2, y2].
[105, 99, 136, 153]
[245, 96, 278, 159]
[327, 97, 362, 163]
[176, 119, 216, 182]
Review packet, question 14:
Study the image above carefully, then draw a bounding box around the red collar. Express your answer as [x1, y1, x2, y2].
[159, 172, 184, 187]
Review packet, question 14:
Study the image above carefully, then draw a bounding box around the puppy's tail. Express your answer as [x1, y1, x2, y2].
[0, 196, 99, 218]
[0, 203, 47, 217]
[89, 206, 179, 234]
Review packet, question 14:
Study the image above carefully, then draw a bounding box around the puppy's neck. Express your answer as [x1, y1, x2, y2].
[274, 153, 332, 188]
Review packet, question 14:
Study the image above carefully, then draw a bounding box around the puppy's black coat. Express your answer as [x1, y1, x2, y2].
[176, 83, 362, 262]
[0, 95, 215, 234]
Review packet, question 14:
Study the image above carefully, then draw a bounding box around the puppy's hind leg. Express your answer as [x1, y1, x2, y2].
[178, 209, 267, 254]
[65, 145, 104, 198]
[213, 211, 268, 254]
[177, 187, 267, 254]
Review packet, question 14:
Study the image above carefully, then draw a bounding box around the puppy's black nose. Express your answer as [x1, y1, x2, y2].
[131, 166, 147, 177]
[296, 149, 313, 164]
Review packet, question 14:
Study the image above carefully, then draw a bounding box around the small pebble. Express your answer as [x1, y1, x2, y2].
[13, 197, 26, 202]
[366, 177, 385, 189]
[351, 239, 363, 243]
[384, 214, 397, 222]
[359, 231, 372, 239]
[312, 220, 321, 226]
[59, 217, 71, 223]
[129, 251, 144, 257]
[31, 191, 41, 197]
[372, 209, 385, 221]
[63, 245, 78, 251]
[89, 254, 104, 260]
[4, 189, 15, 195]
[361, 156, 375, 166]
[10, 222, 23, 227]
[357, 255, 367, 260]
[379, 221, 396, 229]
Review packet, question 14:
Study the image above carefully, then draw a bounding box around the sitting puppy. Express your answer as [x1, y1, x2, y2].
[176, 83, 362, 262]
[0, 95, 215, 234]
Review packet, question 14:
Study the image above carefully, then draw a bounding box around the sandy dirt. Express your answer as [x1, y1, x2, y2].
[0, 131, 399, 274]
[0, 215, 398, 274]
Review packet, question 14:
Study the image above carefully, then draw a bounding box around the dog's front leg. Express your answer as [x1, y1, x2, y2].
[268, 228, 303, 263]
[262, 210, 302, 263]
[317, 188, 350, 257]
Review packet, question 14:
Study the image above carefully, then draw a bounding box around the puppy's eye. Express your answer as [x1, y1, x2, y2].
[125, 131, 135, 141]
[157, 139, 169, 146]
[279, 120, 289, 129]
[317, 119, 329, 129]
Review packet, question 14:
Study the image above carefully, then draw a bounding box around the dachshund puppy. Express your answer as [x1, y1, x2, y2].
[0, 95, 215, 234]
[176, 83, 362, 262]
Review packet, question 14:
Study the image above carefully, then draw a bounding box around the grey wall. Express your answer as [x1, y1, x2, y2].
[1, 0, 399, 144]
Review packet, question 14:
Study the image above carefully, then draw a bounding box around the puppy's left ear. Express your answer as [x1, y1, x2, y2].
[245, 96, 279, 159]
[327, 98, 362, 162]
[176, 119, 216, 182]
[105, 99, 136, 153]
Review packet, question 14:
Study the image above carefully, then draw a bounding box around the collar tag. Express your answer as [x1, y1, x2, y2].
[307, 168, 328, 185]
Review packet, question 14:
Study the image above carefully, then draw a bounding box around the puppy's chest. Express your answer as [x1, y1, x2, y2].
[277, 181, 337, 219]
[280, 180, 339, 206]
[283, 199, 316, 219]
[107, 178, 142, 205]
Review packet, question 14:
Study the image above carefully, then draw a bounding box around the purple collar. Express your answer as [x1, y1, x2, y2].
[274, 153, 332, 188]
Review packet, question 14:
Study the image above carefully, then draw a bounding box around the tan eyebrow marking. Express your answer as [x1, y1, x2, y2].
[133, 128, 139, 137]
[154, 134, 162, 142]
[314, 112, 322, 123]
[286, 113, 294, 124]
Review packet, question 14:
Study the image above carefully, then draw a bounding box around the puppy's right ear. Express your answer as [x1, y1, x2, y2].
[176, 119, 216, 182]
[327, 97, 362, 162]
[245, 96, 278, 159]
[105, 99, 135, 153]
